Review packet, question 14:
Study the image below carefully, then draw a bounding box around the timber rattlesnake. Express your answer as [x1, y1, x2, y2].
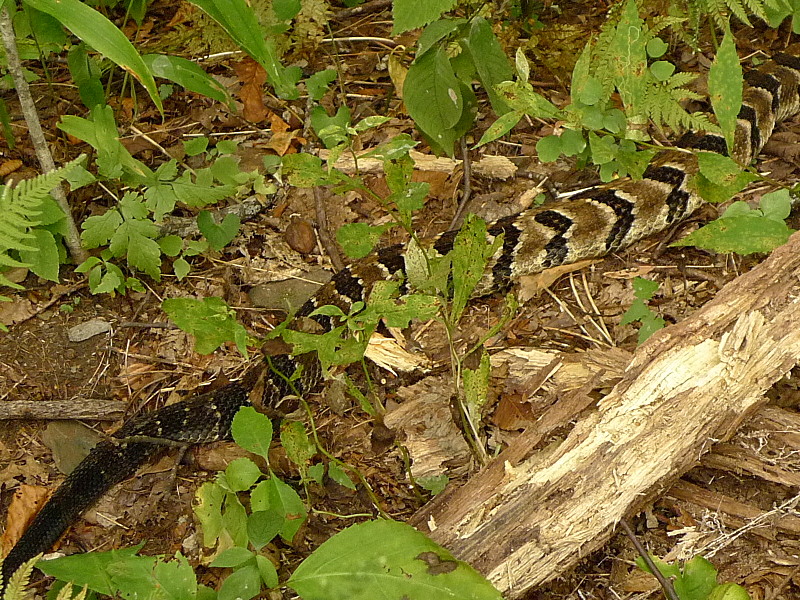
[3, 45, 800, 588]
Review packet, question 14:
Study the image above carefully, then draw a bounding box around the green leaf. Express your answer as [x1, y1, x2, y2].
[707, 583, 752, 600]
[416, 18, 465, 58]
[193, 482, 225, 547]
[673, 214, 793, 255]
[23, 0, 162, 113]
[247, 510, 283, 550]
[675, 555, 718, 600]
[327, 462, 356, 490]
[417, 474, 448, 495]
[225, 457, 262, 492]
[462, 17, 513, 115]
[173, 257, 191, 280]
[288, 520, 503, 600]
[476, 110, 522, 147]
[632, 276, 659, 300]
[218, 565, 261, 600]
[162, 296, 249, 356]
[67, 43, 105, 109]
[143, 54, 232, 108]
[153, 554, 198, 600]
[306, 69, 337, 101]
[210, 547, 254, 569]
[708, 29, 742, 155]
[280, 421, 316, 468]
[184, 136, 209, 156]
[392, 0, 457, 34]
[197, 211, 241, 251]
[649, 60, 675, 81]
[189, 0, 299, 99]
[759, 189, 792, 221]
[19, 228, 60, 281]
[231, 406, 273, 460]
[37, 545, 146, 596]
[403, 46, 463, 155]
[255, 555, 279, 589]
[336, 222, 392, 259]
[250, 476, 307, 542]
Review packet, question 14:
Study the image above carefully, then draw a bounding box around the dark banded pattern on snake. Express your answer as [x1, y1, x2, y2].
[3, 45, 800, 589]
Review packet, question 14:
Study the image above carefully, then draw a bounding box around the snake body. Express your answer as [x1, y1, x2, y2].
[3, 47, 800, 587]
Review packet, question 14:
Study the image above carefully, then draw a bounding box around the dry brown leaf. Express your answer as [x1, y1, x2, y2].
[0, 485, 51, 555]
[234, 58, 268, 123]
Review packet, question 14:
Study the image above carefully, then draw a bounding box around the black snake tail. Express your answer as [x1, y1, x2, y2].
[1, 382, 254, 588]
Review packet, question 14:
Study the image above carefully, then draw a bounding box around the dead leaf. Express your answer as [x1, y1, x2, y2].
[234, 58, 269, 123]
[0, 485, 51, 554]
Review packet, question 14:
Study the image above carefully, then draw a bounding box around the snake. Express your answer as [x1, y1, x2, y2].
[2, 45, 800, 589]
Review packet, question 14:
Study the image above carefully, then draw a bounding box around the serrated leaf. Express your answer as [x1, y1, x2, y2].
[708, 29, 742, 155]
[674, 214, 793, 254]
[392, 0, 457, 34]
[19, 228, 60, 281]
[197, 211, 240, 251]
[162, 296, 249, 356]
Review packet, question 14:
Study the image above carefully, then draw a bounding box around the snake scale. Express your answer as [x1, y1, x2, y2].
[3, 45, 800, 588]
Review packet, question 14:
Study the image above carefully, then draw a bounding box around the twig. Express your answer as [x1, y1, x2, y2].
[448, 136, 473, 230]
[333, 0, 392, 20]
[618, 518, 680, 600]
[0, 7, 87, 264]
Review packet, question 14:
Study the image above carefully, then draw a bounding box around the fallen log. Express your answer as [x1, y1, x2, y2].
[410, 230, 800, 598]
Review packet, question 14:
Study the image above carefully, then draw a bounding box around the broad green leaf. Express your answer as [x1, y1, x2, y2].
[708, 29, 742, 155]
[23, 0, 162, 113]
[280, 421, 316, 468]
[255, 555, 279, 589]
[248, 510, 283, 550]
[189, 0, 299, 99]
[225, 457, 262, 492]
[250, 477, 307, 542]
[462, 17, 513, 115]
[392, 0, 457, 34]
[416, 18, 465, 58]
[210, 547, 254, 569]
[37, 545, 146, 596]
[336, 222, 391, 259]
[67, 43, 105, 109]
[143, 54, 232, 108]
[403, 46, 463, 152]
[306, 69, 337, 101]
[673, 214, 793, 254]
[218, 565, 261, 600]
[327, 462, 356, 490]
[153, 554, 197, 600]
[193, 481, 225, 546]
[289, 520, 502, 600]
[19, 228, 59, 281]
[231, 406, 273, 460]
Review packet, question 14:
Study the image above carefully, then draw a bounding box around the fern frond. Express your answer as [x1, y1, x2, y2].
[55, 582, 88, 600]
[1, 553, 41, 600]
[0, 157, 83, 278]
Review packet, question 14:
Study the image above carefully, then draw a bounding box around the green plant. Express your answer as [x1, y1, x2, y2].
[29, 406, 502, 600]
[400, 14, 513, 156]
[0, 156, 83, 295]
[620, 277, 666, 345]
[637, 554, 751, 600]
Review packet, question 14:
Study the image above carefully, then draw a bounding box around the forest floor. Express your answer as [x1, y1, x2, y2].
[1, 1, 800, 598]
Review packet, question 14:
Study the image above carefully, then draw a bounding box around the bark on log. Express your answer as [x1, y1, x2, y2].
[410, 230, 800, 598]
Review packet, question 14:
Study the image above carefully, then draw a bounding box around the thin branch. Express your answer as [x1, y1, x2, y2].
[0, 7, 87, 264]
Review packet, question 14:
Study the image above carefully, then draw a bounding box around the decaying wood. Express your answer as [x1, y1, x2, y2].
[410, 230, 800, 598]
[667, 480, 800, 536]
